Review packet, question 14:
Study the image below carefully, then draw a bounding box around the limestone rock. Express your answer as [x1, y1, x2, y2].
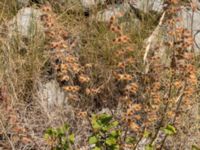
[178, 7, 200, 51]
[37, 80, 67, 111]
[96, 3, 130, 22]
[144, 4, 200, 67]
[17, 0, 29, 8]
[7, 7, 43, 38]
[80, 0, 106, 9]
[130, 0, 164, 13]
[80, 0, 96, 8]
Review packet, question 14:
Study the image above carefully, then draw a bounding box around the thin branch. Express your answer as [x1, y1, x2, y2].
[143, 11, 166, 73]
[194, 30, 200, 49]
[134, 128, 145, 150]
[159, 83, 186, 150]
[190, 1, 195, 52]
[150, 70, 174, 145]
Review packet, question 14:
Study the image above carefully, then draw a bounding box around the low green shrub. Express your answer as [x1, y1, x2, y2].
[44, 124, 75, 150]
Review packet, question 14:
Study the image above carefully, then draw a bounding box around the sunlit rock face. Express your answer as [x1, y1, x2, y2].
[17, 0, 29, 8]
[37, 80, 68, 111]
[7, 7, 43, 38]
[129, 0, 164, 12]
[143, 1, 200, 62]
[96, 3, 130, 22]
[80, 0, 164, 11]
[2, 7, 45, 52]
[94, 0, 164, 22]
[178, 7, 200, 52]
[80, 0, 106, 8]
[80, 0, 96, 8]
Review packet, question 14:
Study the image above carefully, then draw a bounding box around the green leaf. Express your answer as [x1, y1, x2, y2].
[61, 136, 67, 145]
[192, 145, 200, 150]
[109, 144, 120, 150]
[52, 129, 57, 136]
[99, 114, 112, 125]
[110, 131, 118, 137]
[57, 127, 65, 136]
[69, 134, 75, 144]
[113, 145, 120, 150]
[163, 124, 176, 135]
[44, 133, 50, 140]
[143, 130, 151, 138]
[112, 121, 119, 127]
[145, 144, 154, 150]
[102, 126, 111, 132]
[125, 136, 135, 144]
[89, 136, 98, 144]
[93, 147, 101, 150]
[92, 115, 102, 130]
[45, 128, 53, 135]
[62, 143, 69, 149]
[92, 120, 102, 130]
[105, 137, 117, 146]
[64, 124, 70, 130]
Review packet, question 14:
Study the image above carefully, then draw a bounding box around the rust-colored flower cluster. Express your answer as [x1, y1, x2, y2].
[39, 3, 197, 148]
[140, 1, 198, 146]
[109, 16, 130, 44]
[108, 16, 145, 133]
[40, 5, 93, 101]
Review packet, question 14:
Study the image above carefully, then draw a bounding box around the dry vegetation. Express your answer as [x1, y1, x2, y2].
[0, 0, 199, 150]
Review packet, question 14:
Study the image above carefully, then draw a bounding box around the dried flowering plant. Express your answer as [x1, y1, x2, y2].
[0, 0, 199, 149]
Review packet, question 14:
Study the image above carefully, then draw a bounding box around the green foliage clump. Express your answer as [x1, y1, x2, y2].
[162, 124, 176, 136]
[89, 113, 135, 150]
[44, 124, 75, 150]
[89, 113, 121, 150]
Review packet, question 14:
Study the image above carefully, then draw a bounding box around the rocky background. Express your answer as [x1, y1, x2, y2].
[0, 0, 199, 149]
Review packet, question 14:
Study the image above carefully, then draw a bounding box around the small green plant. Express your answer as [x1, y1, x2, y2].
[44, 124, 75, 150]
[145, 144, 154, 150]
[89, 113, 121, 150]
[192, 145, 200, 150]
[162, 124, 176, 136]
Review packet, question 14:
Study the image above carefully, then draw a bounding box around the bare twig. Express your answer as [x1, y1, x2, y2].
[143, 11, 166, 73]
[190, 0, 195, 52]
[194, 30, 200, 49]
[150, 69, 174, 145]
[134, 128, 145, 150]
[159, 83, 186, 150]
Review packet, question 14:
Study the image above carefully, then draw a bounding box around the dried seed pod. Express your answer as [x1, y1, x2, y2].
[63, 86, 80, 92]
[79, 74, 90, 83]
